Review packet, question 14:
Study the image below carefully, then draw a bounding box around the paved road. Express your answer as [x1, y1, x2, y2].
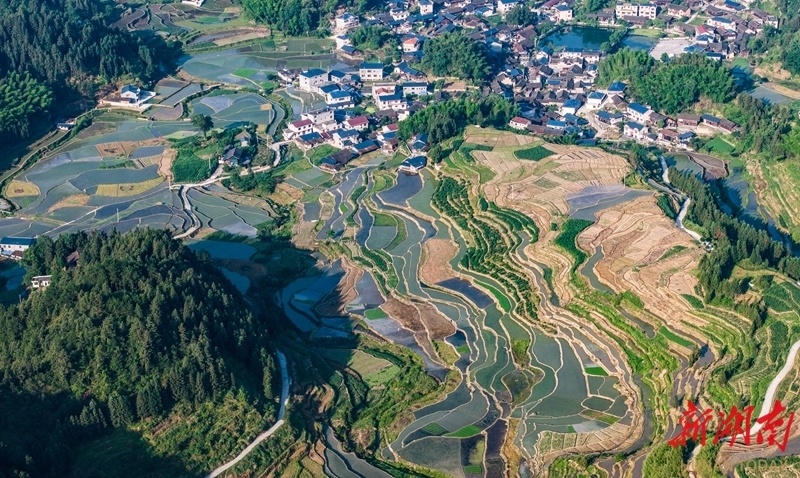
[206, 351, 290, 478]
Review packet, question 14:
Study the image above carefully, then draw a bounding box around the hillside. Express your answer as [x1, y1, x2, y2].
[0, 0, 174, 141]
[0, 230, 281, 477]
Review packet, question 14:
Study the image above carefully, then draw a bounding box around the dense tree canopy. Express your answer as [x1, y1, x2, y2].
[242, 0, 323, 35]
[0, 73, 54, 141]
[725, 93, 796, 159]
[419, 32, 494, 82]
[399, 94, 518, 143]
[0, 0, 173, 141]
[506, 5, 537, 26]
[0, 230, 279, 477]
[597, 49, 735, 114]
[349, 25, 396, 51]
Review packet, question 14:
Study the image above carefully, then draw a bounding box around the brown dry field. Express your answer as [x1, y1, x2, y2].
[96, 138, 161, 157]
[381, 296, 445, 364]
[419, 238, 459, 284]
[6, 180, 40, 198]
[214, 27, 270, 46]
[577, 195, 703, 327]
[96, 177, 165, 197]
[47, 194, 90, 213]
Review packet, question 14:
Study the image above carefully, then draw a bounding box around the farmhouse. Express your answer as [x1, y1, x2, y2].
[100, 84, 155, 109]
[596, 110, 624, 125]
[623, 121, 648, 140]
[555, 4, 573, 21]
[401, 82, 429, 96]
[509, 116, 532, 130]
[284, 119, 313, 139]
[586, 91, 607, 109]
[615, 2, 640, 18]
[399, 155, 428, 173]
[31, 275, 52, 289]
[335, 12, 360, 32]
[627, 103, 652, 123]
[677, 113, 701, 128]
[497, 0, 520, 15]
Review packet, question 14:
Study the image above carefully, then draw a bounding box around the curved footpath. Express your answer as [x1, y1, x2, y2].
[206, 351, 290, 478]
[751, 339, 800, 436]
[660, 156, 703, 241]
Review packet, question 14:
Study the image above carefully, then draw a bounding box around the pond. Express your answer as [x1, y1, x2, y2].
[749, 84, 795, 105]
[542, 26, 656, 52]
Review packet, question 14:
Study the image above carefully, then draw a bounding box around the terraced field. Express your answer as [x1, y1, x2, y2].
[274, 127, 800, 477]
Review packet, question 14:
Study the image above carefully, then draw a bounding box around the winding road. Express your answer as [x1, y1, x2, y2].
[206, 350, 290, 478]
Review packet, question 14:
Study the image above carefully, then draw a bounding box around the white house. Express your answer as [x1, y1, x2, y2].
[402, 37, 422, 52]
[298, 69, 330, 92]
[623, 121, 648, 140]
[182, 0, 204, 6]
[627, 103, 652, 123]
[497, 0, 520, 15]
[555, 4, 573, 22]
[101, 84, 155, 109]
[0, 237, 34, 253]
[359, 62, 385, 81]
[326, 90, 355, 108]
[399, 155, 428, 173]
[615, 2, 639, 18]
[638, 3, 657, 19]
[31, 275, 52, 289]
[706, 16, 735, 29]
[419, 0, 434, 14]
[377, 92, 406, 110]
[335, 12, 360, 32]
[586, 91, 607, 109]
[509, 116, 532, 130]
[284, 119, 313, 140]
[401, 82, 428, 96]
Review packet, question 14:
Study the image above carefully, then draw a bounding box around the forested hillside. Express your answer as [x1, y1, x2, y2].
[0, 0, 173, 141]
[0, 230, 280, 477]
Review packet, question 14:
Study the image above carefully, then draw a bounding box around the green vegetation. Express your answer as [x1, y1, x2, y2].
[463, 465, 483, 474]
[2, 230, 281, 477]
[643, 443, 688, 478]
[422, 422, 447, 435]
[399, 95, 517, 144]
[0, 0, 174, 142]
[585, 365, 609, 376]
[364, 308, 387, 320]
[681, 294, 705, 309]
[705, 137, 735, 155]
[514, 145, 555, 161]
[420, 32, 495, 82]
[241, 0, 329, 36]
[657, 194, 677, 220]
[0, 73, 54, 141]
[597, 49, 735, 114]
[505, 4, 537, 26]
[310, 144, 340, 165]
[477, 280, 512, 312]
[554, 219, 594, 272]
[350, 25, 396, 52]
[659, 326, 693, 348]
[511, 339, 531, 365]
[233, 68, 257, 78]
[724, 93, 798, 160]
[432, 177, 539, 319]
[447, 424, 481, 437]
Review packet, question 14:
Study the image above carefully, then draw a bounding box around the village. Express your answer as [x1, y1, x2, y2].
[264, 0, 778, 171]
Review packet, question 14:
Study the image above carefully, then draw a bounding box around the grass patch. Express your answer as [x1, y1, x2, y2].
[172, 149, 214, 183]
[422, 422, 447, 435]
[364, 308, 388, 320]
[309, 145, 340, 165]
[554, 219, 594, 271]
[96, 177, 165, 197]
[233, 68, 257, 78]
[463, 465, 483, 474]
[514, 145, 555, 161]
[705, 137, 735, 155]
[659, 245, 686, 261]
[511, 339, 530, 365]
[659, 325, 693, 348]
[456, 345, 470, 354]
[582, 409, 620, 425]
[476, 280, 512, 312]
[584, 366, 608, 376]
[681, 294, 705, 309]
[447, 424, 481, 438]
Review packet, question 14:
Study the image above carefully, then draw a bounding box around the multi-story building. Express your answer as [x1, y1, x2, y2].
[298, 69, 329, 92]
[359, 62, 385, 81]
[615, 2, 640, 18]
[638, 3, 657, 19]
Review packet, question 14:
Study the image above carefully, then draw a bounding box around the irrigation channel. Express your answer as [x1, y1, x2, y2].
[281, 162, 641, 476]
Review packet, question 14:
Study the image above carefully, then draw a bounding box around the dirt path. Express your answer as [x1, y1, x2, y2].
[206, 350, 289, 478]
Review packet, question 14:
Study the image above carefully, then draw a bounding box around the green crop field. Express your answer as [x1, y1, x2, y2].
[514, 145, 555, 161]
[447, 424, 482, 437]
[422, 422, 447, 435]
[659, 326, 693, 348]
[585, 366, 608, 376]
[705, 137, 735, 155]
[681, 294, 704, 309]
[364, 308, 388, 319]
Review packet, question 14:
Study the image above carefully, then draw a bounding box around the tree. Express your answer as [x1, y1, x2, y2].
[192, 114, 214, 137]
[506, 5, 537, 26]
[420, 32, 494, 82]
[428, 144, 444, 163]
[108, 392, 133, 428]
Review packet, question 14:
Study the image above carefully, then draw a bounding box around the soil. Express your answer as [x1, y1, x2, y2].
[419, 238, 459, 284]
[315, 257, 362, 316]
[413, 300, 456, 340]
